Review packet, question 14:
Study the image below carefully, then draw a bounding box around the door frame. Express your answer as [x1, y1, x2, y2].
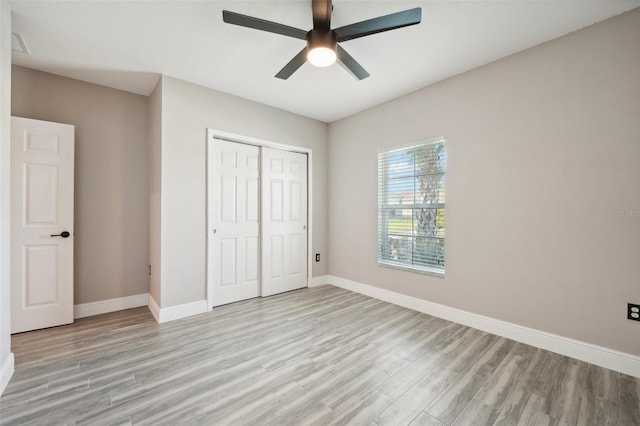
[205, 129, 313, 309]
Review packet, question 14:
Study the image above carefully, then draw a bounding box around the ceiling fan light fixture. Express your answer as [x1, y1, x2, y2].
[307, 46, 336, 67]
[306, 29, 338, 68]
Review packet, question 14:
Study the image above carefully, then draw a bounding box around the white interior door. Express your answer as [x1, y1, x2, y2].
[261, 148, 308, 297]
[11, 116, 75, 333]
[208, 139, 261, 306]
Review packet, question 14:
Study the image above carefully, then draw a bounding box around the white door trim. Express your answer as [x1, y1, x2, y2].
[206, 129, 313, 310]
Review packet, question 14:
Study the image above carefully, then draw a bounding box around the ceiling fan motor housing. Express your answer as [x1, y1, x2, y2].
[306, 29, 337, 53]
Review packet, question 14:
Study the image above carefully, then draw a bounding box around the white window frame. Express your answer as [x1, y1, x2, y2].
[377, 136, 446, 277]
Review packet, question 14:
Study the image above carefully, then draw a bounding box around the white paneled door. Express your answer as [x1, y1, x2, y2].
[261, 148, 308, 297]
[208, 138, 309, 306]
[209, 139, 261, 306]
[11, 117, 75, 333]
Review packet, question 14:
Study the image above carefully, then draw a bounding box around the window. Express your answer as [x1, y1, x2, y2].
[378, 137, 446, 276]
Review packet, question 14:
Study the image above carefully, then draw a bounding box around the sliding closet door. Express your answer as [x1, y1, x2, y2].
[209, 139, 261, 306]
[261, 148, 308, 296]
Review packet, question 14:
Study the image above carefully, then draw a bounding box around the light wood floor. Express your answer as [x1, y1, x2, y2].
[1, 285, 638, 425]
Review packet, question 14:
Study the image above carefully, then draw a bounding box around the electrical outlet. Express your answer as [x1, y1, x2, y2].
[628, 303, 640, 321]
[315, 253, 320, 262]
[148, 265, 151, 276]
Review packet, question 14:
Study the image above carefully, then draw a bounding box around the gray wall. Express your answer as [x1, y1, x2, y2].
[11, 66, 150, 305]
[155, 75, 328, 308]
[328, 9, 640, 356]
[0, 0, 13, 392]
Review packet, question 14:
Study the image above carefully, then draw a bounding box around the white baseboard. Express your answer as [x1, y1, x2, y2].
[308, 275, 329, 287]
[148, 297, 208, 324]
[148, 294, 160, 323]
[74, 293, 150, 319]
[0, 352, 14, 396]
[326, 275, 640, 378]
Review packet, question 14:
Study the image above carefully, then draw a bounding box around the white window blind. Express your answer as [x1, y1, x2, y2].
[378, 138, 446, 275]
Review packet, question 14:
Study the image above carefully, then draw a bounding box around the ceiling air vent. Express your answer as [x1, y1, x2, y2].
[11, 32, 29, 54]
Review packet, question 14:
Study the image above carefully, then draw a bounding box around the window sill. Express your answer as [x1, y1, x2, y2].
[378, 261, 445, 278]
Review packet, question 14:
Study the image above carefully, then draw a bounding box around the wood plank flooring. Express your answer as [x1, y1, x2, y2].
[1, 285, 638, 425]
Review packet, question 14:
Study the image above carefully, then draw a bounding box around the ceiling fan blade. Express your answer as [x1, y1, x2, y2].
[275, 48, 308, 80]
[312, 0, 332, 30]
[223, 10, 307, 40]
[334, 7, 422, 43]
[336, 45, 370, 80]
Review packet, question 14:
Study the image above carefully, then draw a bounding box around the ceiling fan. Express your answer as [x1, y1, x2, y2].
[222, 0, 422, 80]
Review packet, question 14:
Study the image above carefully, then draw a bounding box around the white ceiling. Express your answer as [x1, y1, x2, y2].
[9, 0, 640, 122]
